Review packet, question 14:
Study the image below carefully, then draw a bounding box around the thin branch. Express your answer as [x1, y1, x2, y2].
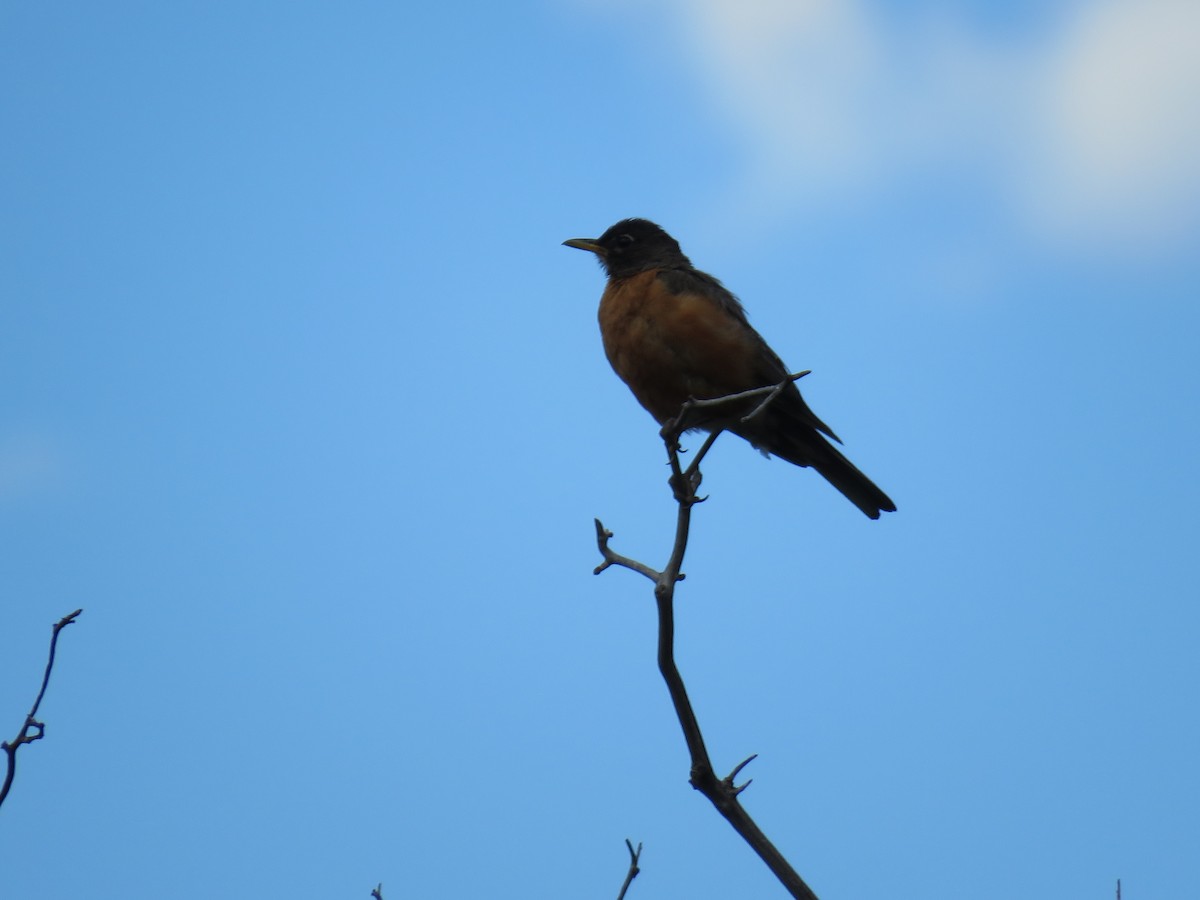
[739, 371, 810, 425]
[370, 884, 383, 900]
[664, 371, 810, 435]
[593, 519, 666, 582]
[1, 608, 83, 809]
[593, 376, 820, 899]
[686, 429, 723, 477]
[615, 839, 643, 900]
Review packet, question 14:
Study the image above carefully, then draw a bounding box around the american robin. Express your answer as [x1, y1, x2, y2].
[564, 218, 896, 519]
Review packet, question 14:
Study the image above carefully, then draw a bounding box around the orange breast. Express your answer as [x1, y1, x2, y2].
[598, 271, 762, 423]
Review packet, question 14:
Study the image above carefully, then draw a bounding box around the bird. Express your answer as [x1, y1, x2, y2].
[563, 218, 896, 519]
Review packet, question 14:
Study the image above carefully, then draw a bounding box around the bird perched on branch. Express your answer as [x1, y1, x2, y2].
[564, 218, 896, 520]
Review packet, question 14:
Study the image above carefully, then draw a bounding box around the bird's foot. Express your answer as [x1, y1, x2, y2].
[669, 467, 704, 505]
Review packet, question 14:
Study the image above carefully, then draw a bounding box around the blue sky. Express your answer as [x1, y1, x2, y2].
[2, 1, 1197, 897]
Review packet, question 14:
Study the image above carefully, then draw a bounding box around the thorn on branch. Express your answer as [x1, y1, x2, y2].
[724, 753, 759, 796]
[727, 753, 758, 781]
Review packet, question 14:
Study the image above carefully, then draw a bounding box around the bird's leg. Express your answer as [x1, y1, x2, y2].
[659, 412, 688, 448]
[660, 413, 689, 498]
[665, 430, 719, 506]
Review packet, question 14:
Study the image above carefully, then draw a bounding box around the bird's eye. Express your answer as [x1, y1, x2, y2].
[614, 233, 636, 249]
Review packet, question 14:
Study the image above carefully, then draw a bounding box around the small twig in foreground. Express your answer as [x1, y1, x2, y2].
[1, 608, 83, 810]
[370, 883, 383, 900]
[615, 839, 643, 900]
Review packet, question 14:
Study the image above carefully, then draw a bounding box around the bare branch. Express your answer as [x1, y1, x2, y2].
[1, 609, 84, 810]
[370, 884, 383, 900]
[592, 377, 821, 899]
[615, 839, 643, 900]
[592, 519, 664, 582]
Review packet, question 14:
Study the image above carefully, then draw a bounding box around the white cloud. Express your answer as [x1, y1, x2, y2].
[664, 0, 1200, 254]
[682, 0, 889, 188]
[1027, 0, 1200, 247]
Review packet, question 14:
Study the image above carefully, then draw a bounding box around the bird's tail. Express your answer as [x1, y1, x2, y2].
[772, 432, 896, 520]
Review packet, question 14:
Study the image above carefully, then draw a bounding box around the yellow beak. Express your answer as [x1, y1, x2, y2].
[562, 237, 604, 255]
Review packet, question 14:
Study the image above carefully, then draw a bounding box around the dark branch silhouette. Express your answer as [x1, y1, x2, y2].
[1, 608, 83, 810]
[594, 375, 820, 900]
[370, 883, 383, 900]
[615, 839, 643, 900]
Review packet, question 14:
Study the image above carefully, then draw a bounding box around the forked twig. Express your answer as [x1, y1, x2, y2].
[593, 519, 666, 582]
[1, 608, 84, 809]
[615, 839, 643, 900]
[593, 376, 819, 900]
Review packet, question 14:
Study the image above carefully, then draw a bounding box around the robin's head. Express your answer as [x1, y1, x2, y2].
[563, 218, 691, 279]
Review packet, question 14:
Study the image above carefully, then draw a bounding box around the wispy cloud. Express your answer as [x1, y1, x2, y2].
[1025, 0, 1200, 248]
[0, 429, 68, 501]
[663, 0, 1200, 255]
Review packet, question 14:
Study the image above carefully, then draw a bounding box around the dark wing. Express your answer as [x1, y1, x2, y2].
[659, 266, 841, 443]
[655, 266, 895, 518]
